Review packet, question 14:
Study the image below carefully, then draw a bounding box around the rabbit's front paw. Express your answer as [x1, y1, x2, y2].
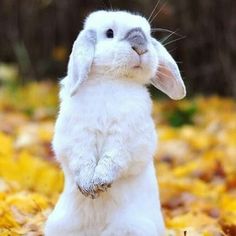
[76, 181, 96, 198]
[93, 174, 113, 193]
[75, 173, 98, 199]
[93, 179, 112, 193]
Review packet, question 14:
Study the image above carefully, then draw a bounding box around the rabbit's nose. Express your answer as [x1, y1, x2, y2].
[131, 46, 148, 55]
[124, 27, 148, 56]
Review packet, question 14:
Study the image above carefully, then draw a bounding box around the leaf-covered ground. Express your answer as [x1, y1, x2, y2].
[0, 82, 236, 236]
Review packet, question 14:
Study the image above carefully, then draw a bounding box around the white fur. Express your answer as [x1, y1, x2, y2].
[45, 10, 186, 236]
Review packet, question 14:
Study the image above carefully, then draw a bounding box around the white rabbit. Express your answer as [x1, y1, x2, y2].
[45, 10, 186, 236]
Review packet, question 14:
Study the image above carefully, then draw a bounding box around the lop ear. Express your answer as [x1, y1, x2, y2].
[68, 29, 96, 96]
[151, 38, 186, 100]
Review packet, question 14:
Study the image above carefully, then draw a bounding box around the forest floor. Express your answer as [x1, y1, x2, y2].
[0, 81, 236, 236]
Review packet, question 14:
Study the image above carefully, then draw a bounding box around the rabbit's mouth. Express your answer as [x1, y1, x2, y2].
[132, 56, 142, 69]
[133, 65, 142, 69]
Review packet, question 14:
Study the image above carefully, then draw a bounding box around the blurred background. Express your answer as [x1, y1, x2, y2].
[1, 1, 236, 235]
[0, 0, 236, 97]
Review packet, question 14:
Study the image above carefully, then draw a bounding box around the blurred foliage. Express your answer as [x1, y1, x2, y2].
[0, 71, 236, 235]
[166, 104, 197, 127]
[0, 81, 62, 235]
[0, 63, 19, 82]
[154, 96, 236, 236]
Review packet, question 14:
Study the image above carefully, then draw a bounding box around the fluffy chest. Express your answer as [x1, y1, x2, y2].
[60, 80, 152, 131]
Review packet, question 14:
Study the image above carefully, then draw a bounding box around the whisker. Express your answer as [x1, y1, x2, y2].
[160, 30, 179, 44]
[157, 62, 182, 69]
[163, 36, 186, 47]
[151, 28, 182, 37]
[148, 0, 161, 22]
[103, 0, 113, 10]
[150, 1, 167, 24]
[108, 0, 113, 10]
[167, 47, 177, 53]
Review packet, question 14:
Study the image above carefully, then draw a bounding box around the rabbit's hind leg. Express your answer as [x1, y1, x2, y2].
[44, 192, 82, 236]
[101, 214, 163, 236]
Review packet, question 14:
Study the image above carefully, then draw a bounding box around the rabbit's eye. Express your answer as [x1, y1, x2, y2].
[106, 29, 114, 38]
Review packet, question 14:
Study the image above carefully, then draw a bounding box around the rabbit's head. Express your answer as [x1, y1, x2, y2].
[66, 10, 186, 100]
